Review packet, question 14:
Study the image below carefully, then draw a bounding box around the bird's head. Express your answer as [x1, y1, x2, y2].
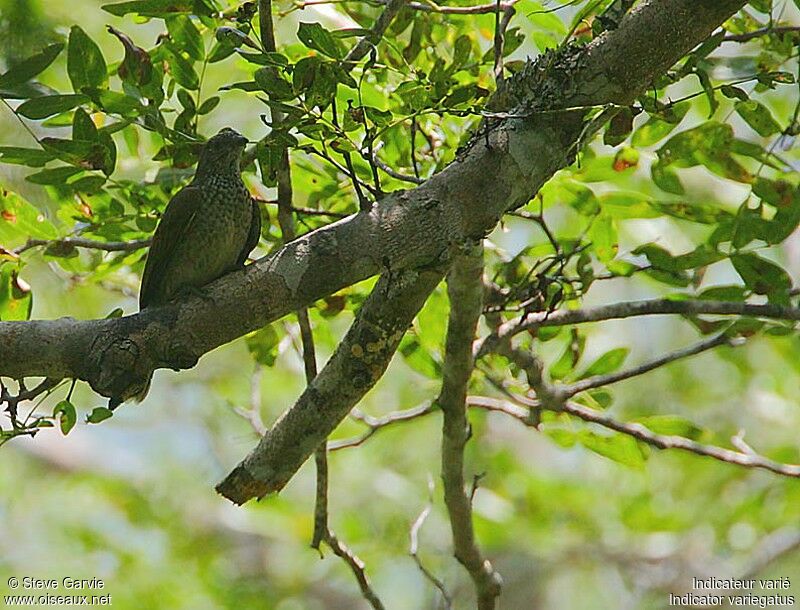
[195, 127, 249, 179]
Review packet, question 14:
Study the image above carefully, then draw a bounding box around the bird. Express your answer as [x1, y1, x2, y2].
[124, 127, 260, 405]
[139, 127, 261, 309]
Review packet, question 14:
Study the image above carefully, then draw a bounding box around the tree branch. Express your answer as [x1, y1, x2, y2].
[344, 0, 407, 63]
[14, 236, 151, 255]
[466, 396, 800, 478]
[560, 332, 740, 398]
[439, 247, 502, 610]
[477, 298, 800, 358]
[215, 264, 447, 503]
[410, 477, 453, 609]
[723, 26, 800, 43]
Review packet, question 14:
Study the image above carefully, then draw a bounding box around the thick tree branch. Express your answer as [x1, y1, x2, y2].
[439, 247, 502, 610]
[215, 264, 447, 502]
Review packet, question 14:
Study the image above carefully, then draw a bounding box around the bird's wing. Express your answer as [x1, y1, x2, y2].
[139, 186, 201, 309]
[236, 197, 261, 267]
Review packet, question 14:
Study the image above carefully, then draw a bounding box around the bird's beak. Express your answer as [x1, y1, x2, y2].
[236, 134, 249, 147]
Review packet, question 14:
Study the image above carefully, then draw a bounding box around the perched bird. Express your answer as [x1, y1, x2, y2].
[139, 127, 261, 309]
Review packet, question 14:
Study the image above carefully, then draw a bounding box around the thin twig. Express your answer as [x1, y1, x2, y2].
[370, 142, 424, 184]
[562, 400, 800, 478]
[724, 26, 800, 43]
[14, 237, 151, 255]
[477, 298, 800, 358]
[492, 1, 515, 84]
[328, 402, 434, 450]
[325, 532, 386, 610]
[233, 364, 267, 435]
[410, 476, 453, 609]
[561, 333, 740, 398]
[296, 0, 517, 15]
[291, 206, 349, 219]
[466, 396, 800, 478]
[345, 0, 408, 63]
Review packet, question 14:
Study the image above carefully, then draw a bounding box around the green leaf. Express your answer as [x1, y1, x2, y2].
[39, 137, 115, 175]
[163, 44, 199, 90]
[0, 266, 32, 321]
[297, 22, 344, 59]
[257, 67, 295, 101]
[735, 100, 781, 137]
[197, 96, 220, 114]
[67, 26, 108, 92]
[86, 88, 143, 115]
[720, 85, 749, 102]
[167, 16, 204, 61]
[731, 252, 792, 300]
[580, 348, 629, 378]
[86, 407, 114, 424]
[650, 201, 732, 224]
[579, 430, 646, 468]
[70, 176, 107, 193]
[398, 334, 441, 379]
[16, 94, 88, 120]
[53, 400, 77, 435]
[101, 0, 207, 17]
[0, 189, 58, 242]
[651, 162, 684, 194]
[588, 214, 617, 262]
[0, 146, 55, 167]
[245, 325, 280, 366]
[73, 107, 98, 141]
[635, 415, 706, 440]
[25, 166, 84, 185]
[0, 43, 64, 89]
[550, 331, 586, 381]
[631, 101, 689, 147]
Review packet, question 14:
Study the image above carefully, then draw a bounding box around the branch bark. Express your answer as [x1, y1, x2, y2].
[439, 247, 502, 610]
[216, 264, 447, 502]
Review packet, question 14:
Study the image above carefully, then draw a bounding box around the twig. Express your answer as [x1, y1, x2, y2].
[291, 206, 349, 219]
[410, 476, 453, 609]
[256, 0, 335, 578]
[344, 0, 408, 63]
[232, 364, 267, 436]
[492, 0, 515, 84]
[328, 402, 434, 450]
[740, 527, 800, 579]
[439, 246, 502, 610]
[324, 531, 386, 610]
[370, 142, 424, 184]
[477, 298, 800, 358]
[561, 333, 739, 398]
[724, 26, 800, 43]
[14, 237, 151, 255]
[562, 400, 800, 478]
[363, 0, 517, 15]
[466, 396, 800, 478]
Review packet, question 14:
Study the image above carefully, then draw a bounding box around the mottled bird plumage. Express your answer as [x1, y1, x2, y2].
[126, 128, 259, 405]
[139, 127, 260, 309]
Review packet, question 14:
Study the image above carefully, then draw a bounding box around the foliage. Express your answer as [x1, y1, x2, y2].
[2, 0, 800, 607]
